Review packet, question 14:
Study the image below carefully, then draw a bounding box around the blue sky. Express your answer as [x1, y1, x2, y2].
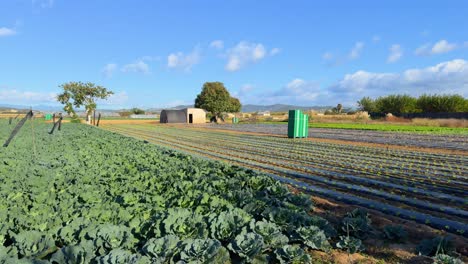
[1, 0, 467, 109]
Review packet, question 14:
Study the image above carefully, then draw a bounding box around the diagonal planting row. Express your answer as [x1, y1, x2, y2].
[198, 124, 468, 150]
[101, 124, 468, 237]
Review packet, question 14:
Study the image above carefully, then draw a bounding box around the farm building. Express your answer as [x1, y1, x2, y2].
[160, 108, 206, 124]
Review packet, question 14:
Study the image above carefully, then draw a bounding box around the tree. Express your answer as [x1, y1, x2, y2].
[228, 97, 241, 113]
[357, 97, 376, 112]
[131, 108, 145, 115]
[57, 82, 114, 120]
[374, 95, 418, 114]
[416, 94, 467, 113]
[194, 82, 241, 122]
[336, 103, 343, 113]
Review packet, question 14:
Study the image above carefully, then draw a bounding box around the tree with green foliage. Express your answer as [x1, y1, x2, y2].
[357, 97, 376, 112]
[130, 108, 145, 115]
[374, 94, 418, 114]
[195, 82, 241, 122]
[57, 82, 114, 120]
[416, 94, 468, 113]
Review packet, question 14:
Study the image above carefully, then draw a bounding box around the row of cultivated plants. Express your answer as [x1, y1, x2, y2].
[337, 209, 464, 264]
[0, 121, 464, 263]
[0, 121, 328, 263]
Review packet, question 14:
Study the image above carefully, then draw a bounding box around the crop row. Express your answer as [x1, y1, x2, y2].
[198, 124, 468, 151]
[102, 124, 468, 235]
[109, 125, 467, 190]
[0, 121, 337, 262]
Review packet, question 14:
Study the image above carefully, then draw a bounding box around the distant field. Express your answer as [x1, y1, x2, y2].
[309, 122, 468, 134]
[258, 121, 468, 135]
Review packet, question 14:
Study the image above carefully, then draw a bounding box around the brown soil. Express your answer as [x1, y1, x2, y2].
[299, 190, 468, 263]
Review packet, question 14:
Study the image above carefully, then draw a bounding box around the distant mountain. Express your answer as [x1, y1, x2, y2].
[0, 104, 63, 112]
[146, 104, 334, 113]
[0, 104, 124, 113]
[241, 104, 333, 113]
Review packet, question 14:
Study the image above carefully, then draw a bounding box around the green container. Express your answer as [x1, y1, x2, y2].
[288, 110, 309, 138]
[302, 114, 309, 138]
[45, 114, 52, 121]
[232, 117, 239, 124]
[288, 110, 302, 138]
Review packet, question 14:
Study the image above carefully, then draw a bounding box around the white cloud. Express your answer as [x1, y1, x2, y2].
[101, 63, 118, 78]
[121, 60, 150, 74]
[209, 40, 224, 49]
[225, 41, 268, 72]
[252, 79, 321, 105]
[0, 88, 57, 104]
[372, 35, 381, 43]
[0, 27, 16, 37]
[348, 42, 364, 60]
[431, 40, 457, 54]
[167, 47, 201, 71]
[235, 59, 468, 106]
[270, 48, 281, 56]
[232, 84, 255, 98]
[387, 44, 403, 63]
[415, 40, 457, 56]
[329, 59, 468, 105]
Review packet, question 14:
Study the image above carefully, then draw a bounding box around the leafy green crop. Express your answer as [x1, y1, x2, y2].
[0, 121, 333, 262]
[382, 225, 408, 242]
[274, 245, 311, 264]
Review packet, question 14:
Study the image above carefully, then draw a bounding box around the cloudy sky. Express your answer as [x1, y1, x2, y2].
[1, 0, 467, 109]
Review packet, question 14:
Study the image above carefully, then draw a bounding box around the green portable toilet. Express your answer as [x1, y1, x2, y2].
[288, 110, 302, 138]
[45, 114, 52, 121]
[232, 117, 239, 124]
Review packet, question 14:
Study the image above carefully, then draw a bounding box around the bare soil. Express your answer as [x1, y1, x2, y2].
[289, 188, 468, 263]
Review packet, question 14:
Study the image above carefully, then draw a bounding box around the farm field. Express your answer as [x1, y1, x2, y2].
[262, 121, 468, 135]
[0, 120, 338, 263]
[199, 123, 468, 151]
[101, 123, 468, 238]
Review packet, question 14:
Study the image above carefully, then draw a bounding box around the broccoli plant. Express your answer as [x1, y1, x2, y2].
[246, 220, 289, 249]
[383, 225, 408, 242]
[336, 223, 365, 254]
[433, 254, 464, 264]
[341, 208, 372, 239]
[49, 241, 95, 264]
[176, 238, 231, 263]
[274, 245, 311, 264]
[228, 232, 265, 262]
[416, 236, 455, 256]
[292, 226, 331, 251]
[208, 209, 251, 241]
[142, 235, 180, 260]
